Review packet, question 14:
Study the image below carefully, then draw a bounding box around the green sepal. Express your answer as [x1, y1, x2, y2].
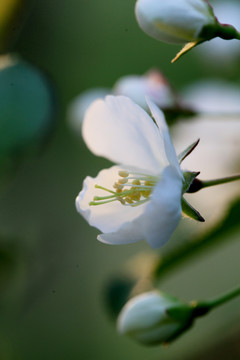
[167, 304, 193, 323]
[182, 171, 200, 194]
[181, 198, 205, 222]
[200, 22, 240, 41]
[178, 139, 200, 164]
[165, 304, 195, 343]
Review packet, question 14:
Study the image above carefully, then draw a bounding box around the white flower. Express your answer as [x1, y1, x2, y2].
[117, 291, 193, 345]
[113, 70, 174, 111]
[75, 96, 183, 249]
[135, 0, 216, 44]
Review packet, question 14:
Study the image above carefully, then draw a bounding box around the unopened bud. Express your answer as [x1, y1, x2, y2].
[117, 291, 193, 345]
[135, 0, 240, 62]
[135, 0, 216, 45]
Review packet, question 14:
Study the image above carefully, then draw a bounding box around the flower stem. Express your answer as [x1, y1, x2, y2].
[187, 174, 240, 193]
[201, 174, 240, 189]
[191, 286, 240, 318]
[207, 286, 240, 310]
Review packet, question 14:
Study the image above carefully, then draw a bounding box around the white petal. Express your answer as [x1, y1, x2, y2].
[140, 166, 182, 248]
[82, 95, 169, 175]
[98, 221, 144, 245]
[75, 165, 147, 234]
[146, 98, 182, 179]
[117, 291, 168, 333]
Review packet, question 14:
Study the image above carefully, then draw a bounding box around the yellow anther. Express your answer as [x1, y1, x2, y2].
[132, 179, 141, 186]
[113, 182, 123, 190]
[132, 192, 141, 201]
[116, 188, 122, 194]
[125, 196, 134, 204]
[145, 180, 154, 186]
[118, 170, 129, 178]
[141, 190, 151, 198]
[118, 178, 128, 184]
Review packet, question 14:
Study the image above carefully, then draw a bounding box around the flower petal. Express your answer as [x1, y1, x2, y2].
[82, 95, 169, 175]
[140, 165, 182, 248]
[75, 165, 147, 234]
[98, 221, 144, 245]
[146, 98, 182, 179]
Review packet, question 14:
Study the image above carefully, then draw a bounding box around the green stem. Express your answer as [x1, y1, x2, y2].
[201, 174, 240, 189]
[192, 286, 240, 319]
[188, 174, 240, 193]
[207, 286, 240, 310]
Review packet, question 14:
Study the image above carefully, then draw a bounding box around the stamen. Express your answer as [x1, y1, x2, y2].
[125, 176, 158, 182]
[89, 198, 118, 206]
[118, 170, 129, 178]
[132, 179, 141, 186]
[124, 198, 149, 207]
[118, 178, 128, 184]
[95, 185, 115, 194]
[121, 183, 153, 189]
[89, 170, 160, 207]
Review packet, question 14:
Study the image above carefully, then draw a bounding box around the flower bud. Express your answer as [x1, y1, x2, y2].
[117, 291, 193, 345]
[135, 0, 216, 44]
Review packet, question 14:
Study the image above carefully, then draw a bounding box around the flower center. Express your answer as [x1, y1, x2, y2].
[89, 170, 159, 207]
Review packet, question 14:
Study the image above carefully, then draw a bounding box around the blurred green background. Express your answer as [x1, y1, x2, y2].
[0, 0, 240, 359]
